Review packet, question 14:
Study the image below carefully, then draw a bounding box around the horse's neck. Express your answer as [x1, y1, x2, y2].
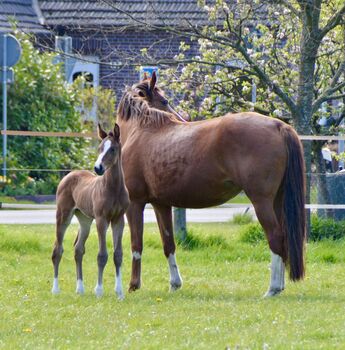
[102, 160, 124, 192]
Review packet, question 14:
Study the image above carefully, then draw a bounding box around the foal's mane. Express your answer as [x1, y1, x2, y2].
[117, 83, 179, 128]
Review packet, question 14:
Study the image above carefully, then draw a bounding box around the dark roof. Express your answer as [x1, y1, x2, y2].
[0, 0, 49, 33]
[38, 0, 211, 29]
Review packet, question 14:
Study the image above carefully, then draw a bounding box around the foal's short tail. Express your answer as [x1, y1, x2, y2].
[281, 125, 306, 281]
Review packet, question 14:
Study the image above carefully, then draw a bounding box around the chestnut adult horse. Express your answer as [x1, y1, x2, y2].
[118, 72, 306, 297]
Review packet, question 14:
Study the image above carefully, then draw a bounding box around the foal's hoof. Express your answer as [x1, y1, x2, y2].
[116, 292, 125, 300]
[264, 288, 283, 298]
[94, 285, 104, 298]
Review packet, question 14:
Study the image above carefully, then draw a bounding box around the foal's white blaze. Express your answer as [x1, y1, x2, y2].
[52, 278, 60, 294]
[265, 251, 285, 297]
[115, 269, 124, 300]
[76, 279, 85, 294]
[132, 251, 141, 260]
[94, 139, 112, 169]
[168, 253, 182, 291]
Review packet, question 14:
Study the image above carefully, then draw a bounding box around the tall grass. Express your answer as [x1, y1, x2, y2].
[1, 223, 345, 349]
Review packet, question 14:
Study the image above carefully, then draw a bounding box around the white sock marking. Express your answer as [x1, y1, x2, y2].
[115, 269, 124, 300]
[94, 283, 104, 297]
[52, 278, 60, 294]
[132, 251, 141, 260]
[76, 279, 85, 294]
[168, 253, 182, 290]
[265, 251, 285, 297]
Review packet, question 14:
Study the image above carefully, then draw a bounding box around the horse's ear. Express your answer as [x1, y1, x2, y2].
[97, 123, 107, 140]
[150, 71, 157, 91]
[114, 123, 120, 140]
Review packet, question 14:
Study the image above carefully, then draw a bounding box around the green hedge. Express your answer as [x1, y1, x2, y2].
[240, 215, 345, 243]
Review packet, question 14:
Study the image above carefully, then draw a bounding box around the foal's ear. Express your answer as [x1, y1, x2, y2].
[150, 71, 157, 91]
[113, 123, 120, 141]
[97, 123, 108, 140]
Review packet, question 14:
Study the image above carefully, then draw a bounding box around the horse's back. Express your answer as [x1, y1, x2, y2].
[56, 170, 96, 206]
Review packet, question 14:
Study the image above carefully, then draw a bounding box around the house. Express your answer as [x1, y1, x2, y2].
[1, 0, 209, 100]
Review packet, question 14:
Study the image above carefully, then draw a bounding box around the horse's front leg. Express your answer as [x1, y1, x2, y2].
[153, 204, 183, 291]
[94, 217, 109, 297]
[126, 202, 145, 292]
[111, 215, 125, 299]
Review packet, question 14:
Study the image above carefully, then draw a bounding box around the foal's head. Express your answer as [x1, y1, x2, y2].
[94, 123, 121, 176]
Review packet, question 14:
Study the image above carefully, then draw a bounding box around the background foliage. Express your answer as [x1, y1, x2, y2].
[0, 31, 92, 195]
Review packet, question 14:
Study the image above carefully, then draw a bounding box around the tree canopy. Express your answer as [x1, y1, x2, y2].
[0, 30, 92, 195]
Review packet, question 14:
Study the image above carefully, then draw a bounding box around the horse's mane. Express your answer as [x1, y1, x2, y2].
[117, 83, 179, 128]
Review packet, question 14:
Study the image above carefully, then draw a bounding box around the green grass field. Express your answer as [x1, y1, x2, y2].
[1, 222, 345, 349]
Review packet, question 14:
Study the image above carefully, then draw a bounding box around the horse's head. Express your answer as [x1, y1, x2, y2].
[133, 71, 185, 122]
[94, 123, 121, 176]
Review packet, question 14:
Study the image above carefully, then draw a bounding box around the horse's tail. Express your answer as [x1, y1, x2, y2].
[280, 125, 306, 281]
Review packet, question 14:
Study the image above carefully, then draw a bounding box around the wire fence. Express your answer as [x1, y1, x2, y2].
[1, 130, 345, 213]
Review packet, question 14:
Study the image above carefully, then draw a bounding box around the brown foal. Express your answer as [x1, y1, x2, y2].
[117, 72, 306, 297]
[51, 123, 129, 298]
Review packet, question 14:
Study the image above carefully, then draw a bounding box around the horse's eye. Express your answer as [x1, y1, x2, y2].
[138, 91, 145, 97]
[162, 99, 169, 106]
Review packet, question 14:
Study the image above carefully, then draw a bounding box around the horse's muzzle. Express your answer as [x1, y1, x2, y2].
[94, 165, 104, 176]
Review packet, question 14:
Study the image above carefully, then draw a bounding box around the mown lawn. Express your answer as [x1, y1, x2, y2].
[0, 222, 345, 349]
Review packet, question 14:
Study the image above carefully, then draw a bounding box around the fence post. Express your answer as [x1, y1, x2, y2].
[173, 207, 187, 242]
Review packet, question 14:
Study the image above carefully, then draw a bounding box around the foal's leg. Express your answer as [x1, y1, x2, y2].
[252, 198, 285, 297]
[94, 217, 110, 297]
[74, 211, 93, 295]
[126, 202, 145, 292]
[51, 206, 74, 294]
[111, 215, 125, 299]
[153, 204, 183, 291]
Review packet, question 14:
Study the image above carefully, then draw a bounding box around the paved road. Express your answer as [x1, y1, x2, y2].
[0, 206, 256, 224]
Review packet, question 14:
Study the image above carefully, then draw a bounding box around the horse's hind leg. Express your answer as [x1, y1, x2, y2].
[74, 210, 93, 295]
[252, 198, 285, 297]
[153, 204, 183, 291]
[51, 206, 74, 294]
[126, 202, 145, 292]
[94, 217, 110, 297]
[111, 215, 125, 299]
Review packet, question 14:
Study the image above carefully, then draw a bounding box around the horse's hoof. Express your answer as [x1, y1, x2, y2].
[51, 287, 60, 295]
[128, 283, 140, 292]
[170, 282, 182, 292]
[263, 288, 283, 298]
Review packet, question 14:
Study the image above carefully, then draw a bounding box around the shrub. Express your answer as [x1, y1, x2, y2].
[240, 214, 345, 244]
[177, 229, 229, 250]
[240, 223, 265, 244]
[231, 213, 253, 225]
[310, 214, 345, 241]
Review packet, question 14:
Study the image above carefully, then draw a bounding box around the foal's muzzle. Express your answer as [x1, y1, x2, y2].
[94, 164, 104, 176]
